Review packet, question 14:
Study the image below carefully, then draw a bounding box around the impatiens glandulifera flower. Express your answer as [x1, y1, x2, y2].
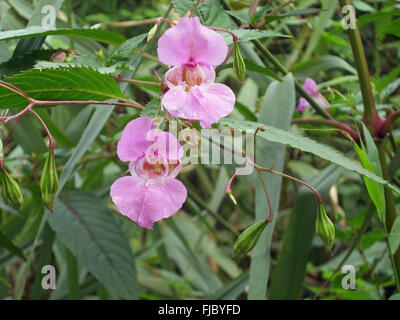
[110, 116, 187, 229]
[297, 77, 330, 112]
[157, 16, 235, 128]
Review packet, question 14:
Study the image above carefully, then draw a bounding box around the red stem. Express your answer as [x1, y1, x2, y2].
[0, 81, 31, 100]
[0, 103, 34, 124]
[378, 109, 400, 138]
[225, 162, 248, 195]
[247, 157, 323, 203]
[207, 26, 238, 43]
[2, 117, 21, 148]
[256, 168, 274, 222]
[29, 109, 55, 149]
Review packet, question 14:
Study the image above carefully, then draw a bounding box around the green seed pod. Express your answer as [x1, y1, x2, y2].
[40, 149, 59, 212]
[0, 168, 23, 211]
[233, 42, 246, 82]
[316, 202, 335, 249]
[232, 220, 268, 259]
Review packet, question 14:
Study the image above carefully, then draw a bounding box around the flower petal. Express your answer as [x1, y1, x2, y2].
[110, 176, 187, 229]
[154, 132, 184, 161]
[117, 116, 154, 162]
[303, 77, 318, 96]
[296, 97, 309, 112]
[162, 83, 235, 128]
[157, 17, 228, 67]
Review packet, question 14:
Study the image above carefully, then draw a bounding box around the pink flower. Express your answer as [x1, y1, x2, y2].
[110, 116, 187, 229]
[157, 17, 235, 128]
[303, 77, 319, 96]
[296, 77, 329, 112]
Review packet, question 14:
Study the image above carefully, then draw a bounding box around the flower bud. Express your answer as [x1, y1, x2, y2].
[40, 149, 59, 212]
[96, 48, 105, 61]
[233, 42, 246, 82]
[0, 168, 23, 211]
[232, 220, 268, 259]
[316, 202, 335, 249]
[147, 24, 158, 42]
[50, 50, 67, 62]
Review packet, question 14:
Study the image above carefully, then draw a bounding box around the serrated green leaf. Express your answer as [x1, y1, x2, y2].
[0, 49, 56, 77]
[218, 118, 400, 194]
[0, 66, 127, 110]
[172, 0, 195, 17]
[198, 0, 231, 28]
[106, 33, 147, 66]
[0, 26, 125, 45]
[47, 191, 137, 299]
[226, 11, 253, 24]
[141, 98, 161, 119]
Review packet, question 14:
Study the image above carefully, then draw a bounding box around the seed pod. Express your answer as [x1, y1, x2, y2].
[232, 220, 268, 259]
[233, 42, 246, 82]
[40, 149, 59, 212]
[0, 168, 23, 211]
[316, 202, 335, 249]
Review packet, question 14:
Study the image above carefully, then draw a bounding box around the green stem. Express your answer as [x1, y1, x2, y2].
[338, 0, 380, 133]
[378, 142, 400, 292]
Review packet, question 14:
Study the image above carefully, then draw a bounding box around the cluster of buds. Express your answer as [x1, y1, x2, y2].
[0, 140, 59, 213]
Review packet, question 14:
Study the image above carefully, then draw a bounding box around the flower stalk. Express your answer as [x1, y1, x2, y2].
[338, 0, 381, 134]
